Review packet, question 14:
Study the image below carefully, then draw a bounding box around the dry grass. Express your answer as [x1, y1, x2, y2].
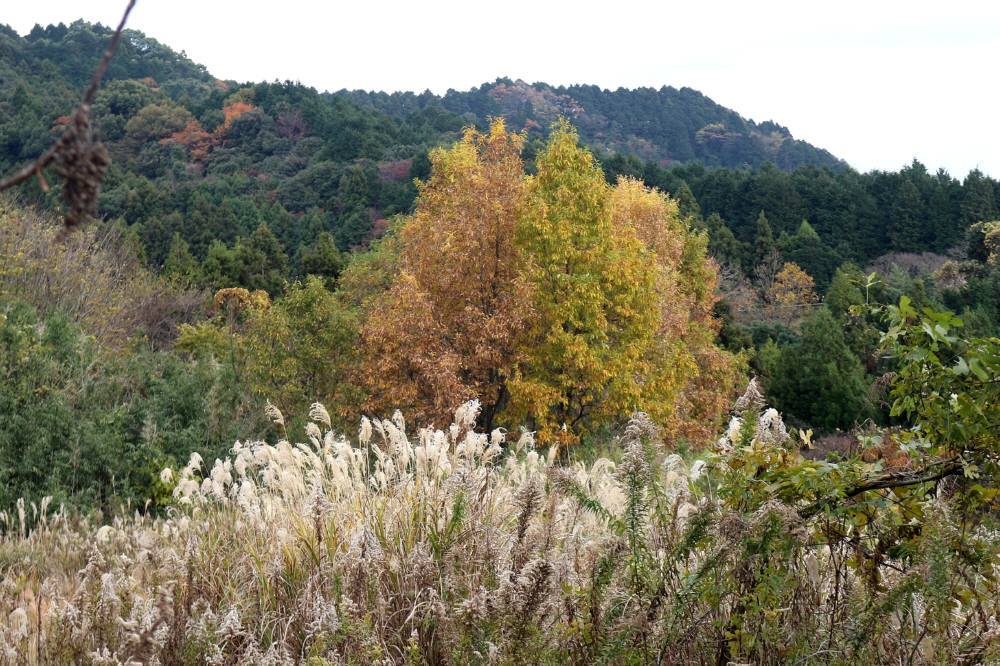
[0, 397, 996, 664]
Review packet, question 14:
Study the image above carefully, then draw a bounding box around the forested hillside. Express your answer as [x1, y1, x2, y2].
[0, 20, 845, 268]
[3, 21, 997, 284]
[341, 78, 847, 169]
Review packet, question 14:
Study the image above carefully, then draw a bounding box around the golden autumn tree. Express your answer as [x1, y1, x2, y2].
[769, 261, 818, 326]
[609, 177, 742, 444]
[507, 122, 661, 445]
[359, 121, 532, 429]
[359, 119, 739, 448]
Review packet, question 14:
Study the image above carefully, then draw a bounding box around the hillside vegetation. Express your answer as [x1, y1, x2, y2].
[0, 17, 998, 665]
[342, 78, 846, 169]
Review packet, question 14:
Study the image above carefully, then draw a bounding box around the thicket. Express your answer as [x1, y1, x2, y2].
[0, 203, 263, 511]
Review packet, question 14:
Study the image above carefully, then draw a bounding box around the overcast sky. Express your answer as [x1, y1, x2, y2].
[6, 1, 999, 177]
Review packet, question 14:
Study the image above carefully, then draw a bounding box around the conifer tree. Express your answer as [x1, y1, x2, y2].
[769, 306, 871, 430]
[674, 181, 702, 220]
[162, 232, 202, 287]
[889, 178, 925, 251]
[779, 220, 842, 290]
[960, 169, 998, 226]
[754, 210, 776, 265]
[235, 223, 288, 295]
[825, 263, 864, 318]
[299, 231, 346, 289]
[201, 240, 239, 290]
[706, 212, 748, 268]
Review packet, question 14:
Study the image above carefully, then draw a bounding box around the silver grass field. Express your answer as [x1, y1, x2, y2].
[0, 391, 997, 664]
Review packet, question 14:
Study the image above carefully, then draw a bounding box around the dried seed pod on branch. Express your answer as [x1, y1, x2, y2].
[0, 0, 136, 231]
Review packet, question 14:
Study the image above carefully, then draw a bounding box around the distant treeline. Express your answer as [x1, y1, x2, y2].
[2, 21, 997, 297]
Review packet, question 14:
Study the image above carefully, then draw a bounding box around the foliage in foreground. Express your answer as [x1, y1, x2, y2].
[0, 369, 996, 664]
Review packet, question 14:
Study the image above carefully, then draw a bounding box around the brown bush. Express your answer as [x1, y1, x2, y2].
[0, 199, 206, 348]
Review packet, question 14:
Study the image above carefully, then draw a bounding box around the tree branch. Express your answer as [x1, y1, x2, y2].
[799, 456, 965, 519]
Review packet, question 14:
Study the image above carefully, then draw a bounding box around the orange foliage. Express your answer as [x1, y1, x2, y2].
[219, 101, 255, 133]
[162, 119, 216, 160]
[860, 432, 913, 471]
[359, 121, 532, 429]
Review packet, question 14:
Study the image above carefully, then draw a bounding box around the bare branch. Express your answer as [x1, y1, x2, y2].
[0, 146, 57, 193]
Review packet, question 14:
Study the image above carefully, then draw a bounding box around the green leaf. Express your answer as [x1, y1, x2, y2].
[967, 357, 989, 382]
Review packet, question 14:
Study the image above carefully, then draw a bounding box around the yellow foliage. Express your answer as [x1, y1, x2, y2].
[359, 120, 740, 447]
[213, 287, 270, 315]
[608, 176, 743, 444]
[769, 261, 818, 325]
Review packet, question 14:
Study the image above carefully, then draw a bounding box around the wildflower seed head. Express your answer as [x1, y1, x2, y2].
[359, 416, 373, 445]
[514, 476, 543, 541]
[755, 408, 789, 447]
[454, 399, 481, 430]
[265, 401, 284, 427]
[305, 421, 322, 446]
[689, 459, 707, 481]
[309, 402, 331, 428]
[733, 377, 765, 417]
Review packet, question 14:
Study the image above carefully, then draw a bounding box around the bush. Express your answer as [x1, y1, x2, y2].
[0, 298, 255, 512]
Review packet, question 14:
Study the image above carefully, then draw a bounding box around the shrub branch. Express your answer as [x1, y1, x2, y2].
[799, 456, 965, 519]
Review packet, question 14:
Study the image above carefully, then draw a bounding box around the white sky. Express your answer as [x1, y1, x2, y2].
[5, 1, 999, 178]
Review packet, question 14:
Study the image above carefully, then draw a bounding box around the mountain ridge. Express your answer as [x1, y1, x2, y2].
[337, 77, 846, 170]
[1, 21, 844, 172]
